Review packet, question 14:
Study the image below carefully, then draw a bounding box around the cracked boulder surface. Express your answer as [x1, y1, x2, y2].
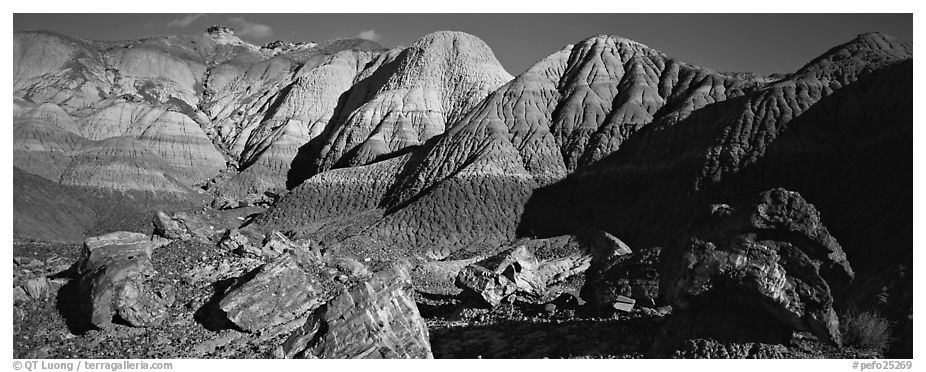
[76, 231, 171, 329]
[216, 248, 363, 333]
[282, 264, 433, 359]
[453, 235, 628, 309]
[455, 246, 546, 307]
[661, 188, 854, 346]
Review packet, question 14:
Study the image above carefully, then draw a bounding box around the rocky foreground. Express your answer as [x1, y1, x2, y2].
[12, 188, 901, 358]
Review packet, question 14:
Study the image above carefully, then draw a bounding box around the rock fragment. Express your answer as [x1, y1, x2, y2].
[218, 228, 253, 252]
[612, 295, 636, 313]
[152, 211, 218, 243]
[211, 192, 277, 210]
[588, 231, 633, 258]
[23, 277, 50, 300]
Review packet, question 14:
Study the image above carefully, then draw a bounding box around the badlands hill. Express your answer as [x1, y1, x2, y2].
[12, 27, 912, 358]
[519, 32, 912, 270]
[14, 27, 511, 199]
[257, 33, 911, 266]
[15, 26, 911, 279]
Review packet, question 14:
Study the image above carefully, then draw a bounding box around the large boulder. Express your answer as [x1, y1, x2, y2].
[582, 246, 662, 311]
[454, 246, 546, 307]
[282, 264, 433, 359]
[218, 248, 365, 333]
[661, 188, 854, 345]
[453, 234, 635, 308]
[533, 232, 634, 305]
[76, 231, 171, 328]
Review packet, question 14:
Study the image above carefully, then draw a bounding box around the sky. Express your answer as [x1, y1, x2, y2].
[13, 13, 913, 75]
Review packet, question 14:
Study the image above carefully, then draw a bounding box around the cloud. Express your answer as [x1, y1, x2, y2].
[356, 30, 381, 42]
[167, 14, 206, 28]
[228, 17, 273, 40]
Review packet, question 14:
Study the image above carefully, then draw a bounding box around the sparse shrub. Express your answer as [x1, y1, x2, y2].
[841, 310, 893, 354]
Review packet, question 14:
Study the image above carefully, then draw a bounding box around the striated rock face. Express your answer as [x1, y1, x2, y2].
[13, 25, 362, 195]
[12, 28, 508, 199]
[283, 264, 433, 359]
[13, 30, 228, 194]
[217, 247, 432, 358]
[259, 33, 761, 258]
[205, 42, 386, 196]
[80, 102, 226, 185]
[76, 231, 172, 328]
[209, 31, 511, 196]
[14, 98, 92, 182]
[218, 248, 364, 333]
[661, 188, 854, 345]
[303, 31, 513, 176]
[58, 136, 196, 194]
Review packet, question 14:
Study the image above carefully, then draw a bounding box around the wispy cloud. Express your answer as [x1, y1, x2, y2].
[228, 17, 273, 40]
[167, 13, 206, 28]
[356, 30, 381, 42]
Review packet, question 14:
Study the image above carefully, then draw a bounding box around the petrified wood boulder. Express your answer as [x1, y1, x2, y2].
[661, 188, 854, 345]
[76, 231, 171, 328]
[455, 246, 545, 307]
[218, 248, 355, 333]
[282, 264, 433, 359]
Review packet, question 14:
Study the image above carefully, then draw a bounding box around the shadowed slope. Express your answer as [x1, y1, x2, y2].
[13, 167, 97, 242]
[258, 34, 766, 258]
[517, 33, 912, 265]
